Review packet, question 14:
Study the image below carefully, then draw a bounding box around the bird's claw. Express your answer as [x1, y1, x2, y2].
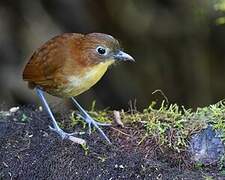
[77, 113, 111, 132]
[48, 125, 84, 139]
[76, 112, 112, 144]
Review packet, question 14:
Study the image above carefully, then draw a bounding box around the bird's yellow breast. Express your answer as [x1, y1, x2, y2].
[65, 60, 114, 97]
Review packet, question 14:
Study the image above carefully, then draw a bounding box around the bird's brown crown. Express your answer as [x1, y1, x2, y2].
[84, 33, 120, 51]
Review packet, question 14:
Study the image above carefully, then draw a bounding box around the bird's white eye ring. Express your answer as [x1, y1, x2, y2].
[96, 46, 107, 55]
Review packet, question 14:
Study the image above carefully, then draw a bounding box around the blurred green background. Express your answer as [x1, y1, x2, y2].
[0, 0, 225, 110]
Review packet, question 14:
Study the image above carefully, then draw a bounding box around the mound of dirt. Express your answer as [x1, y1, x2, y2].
[0, 106, 224, 179]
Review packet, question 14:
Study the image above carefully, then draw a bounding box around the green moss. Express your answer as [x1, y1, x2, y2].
[80, 143, 89, 156]
[205, 101, 225, 140]
[70, 101, 111, 129]
[70, 111, 87, 129]
[70, 100, 225, 153]
[202, 175, 214, 180]
[119, 101, 206, 152]
[20, 113, 29, 122]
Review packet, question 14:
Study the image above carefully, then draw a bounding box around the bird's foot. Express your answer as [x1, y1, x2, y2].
[49, 125, 84, 140]
[76, 112, 112, 144]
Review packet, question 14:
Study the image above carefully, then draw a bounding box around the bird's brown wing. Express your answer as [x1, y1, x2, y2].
[23, 35, 71, 90]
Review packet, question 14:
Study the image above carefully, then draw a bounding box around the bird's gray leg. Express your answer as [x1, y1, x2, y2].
[36, 88, 79, 139]
[71, 97, 111, 144]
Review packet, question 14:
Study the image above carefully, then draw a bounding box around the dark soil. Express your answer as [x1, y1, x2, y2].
[0, 106, 224, 180]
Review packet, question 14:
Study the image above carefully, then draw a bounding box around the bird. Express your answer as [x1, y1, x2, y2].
[23, 33, 134, 144]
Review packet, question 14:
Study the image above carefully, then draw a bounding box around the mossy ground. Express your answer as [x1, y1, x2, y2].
[0, 100, 225, 179]
[71, 100, 225, 154]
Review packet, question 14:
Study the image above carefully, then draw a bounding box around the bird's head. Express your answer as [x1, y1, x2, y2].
[80, 33, 134, 66]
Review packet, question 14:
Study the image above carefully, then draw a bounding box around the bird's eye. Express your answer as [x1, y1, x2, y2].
[96, 46, 107, 55]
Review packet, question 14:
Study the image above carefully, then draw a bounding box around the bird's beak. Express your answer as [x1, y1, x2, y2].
[113, 51, 135, 62]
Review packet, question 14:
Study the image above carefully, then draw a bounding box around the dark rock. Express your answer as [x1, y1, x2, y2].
[189, 125, 224, 165]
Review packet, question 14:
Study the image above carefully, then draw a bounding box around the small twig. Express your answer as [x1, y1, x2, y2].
[128, 99, 137, 114]
[9, 107, 20, 113]
[2, 161, 9, 168]
[113, 110, 124, 127]
[68, 136, 86, 145]
[152, 89, 169, 104]
[137, 134, 148, 145]
[110, 127, 133, 137]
